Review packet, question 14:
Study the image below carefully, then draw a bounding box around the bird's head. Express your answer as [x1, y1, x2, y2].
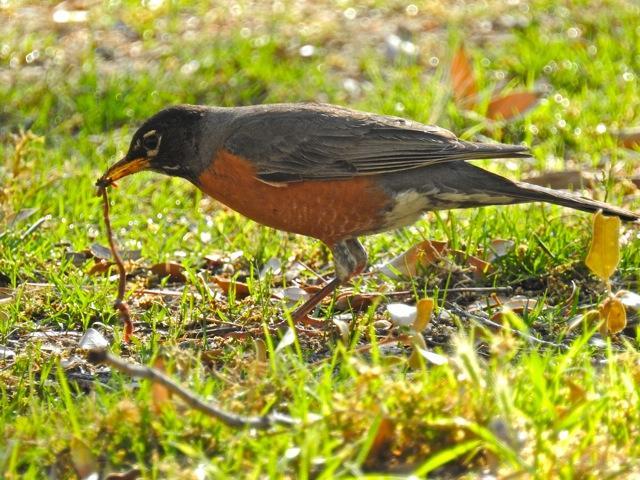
[98, 105, 207, 186]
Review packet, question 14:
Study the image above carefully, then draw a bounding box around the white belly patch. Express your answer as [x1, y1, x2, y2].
[381, 189, 516, 231]
[383, 189, 432, 230]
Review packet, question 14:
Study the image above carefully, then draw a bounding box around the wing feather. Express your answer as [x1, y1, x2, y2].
[223, 104, 529, 183]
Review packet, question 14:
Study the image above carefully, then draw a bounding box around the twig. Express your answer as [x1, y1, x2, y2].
[86, 348, 298, 429]
[20, 215, 51, 240]
[384, 286, 514, 297]
[98, 186, 133, 340]
[445, 302, 568, 350]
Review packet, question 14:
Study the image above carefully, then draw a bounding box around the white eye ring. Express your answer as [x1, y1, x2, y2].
[142, 130, 162, 156]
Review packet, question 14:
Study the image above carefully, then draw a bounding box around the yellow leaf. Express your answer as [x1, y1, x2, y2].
[70, 437, 99, 480]
[408, 331, 428, 369]
[254, 338, 267, 363]
[151, 357, 172, 414]
[413, 298, 434, 331]
[599, 296, 627, 335]
[585, 211, 620, 282]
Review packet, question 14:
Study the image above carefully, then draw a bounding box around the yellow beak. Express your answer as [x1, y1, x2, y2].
[98, 156, 150, 186]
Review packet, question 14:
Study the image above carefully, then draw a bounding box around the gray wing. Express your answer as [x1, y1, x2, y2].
[223, 104, 530, 183]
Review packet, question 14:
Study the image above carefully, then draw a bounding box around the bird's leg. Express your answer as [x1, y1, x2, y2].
[290, 239, 368, 323]
[289, 277, 342, 323]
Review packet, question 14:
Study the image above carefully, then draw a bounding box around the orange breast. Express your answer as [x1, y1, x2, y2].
[197, 149, 391, 245]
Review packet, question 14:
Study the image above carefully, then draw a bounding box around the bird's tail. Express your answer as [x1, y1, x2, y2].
[454, 161, 638, 222]
[507, 179, 639, 222]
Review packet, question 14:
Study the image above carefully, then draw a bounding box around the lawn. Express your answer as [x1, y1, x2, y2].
[2, 0, 640, 478]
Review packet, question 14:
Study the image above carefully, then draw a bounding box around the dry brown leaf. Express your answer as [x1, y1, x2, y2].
[379, 240, 447, 278]
[366, 417, 395, 465]
[566, 379, 587, 404]
[87, 259, 114, 275]
[599, 296, 627, 335]
[465, 253, 492, 278]
[614, 126, 640, 149]
[334, 292, 381, 312]
[413, 298, 434, 331]
[486, 91, 540, 120]
[585, 211, 620, 283]
[212, 276, 251, 298]
[451, 45, 477, 108]
[150, 262, 187, 282]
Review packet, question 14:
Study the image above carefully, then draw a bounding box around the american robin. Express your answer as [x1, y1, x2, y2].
[98, 103, 639, 321]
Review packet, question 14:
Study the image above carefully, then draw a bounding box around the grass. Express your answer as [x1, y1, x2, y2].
[1, 0, 640, 477]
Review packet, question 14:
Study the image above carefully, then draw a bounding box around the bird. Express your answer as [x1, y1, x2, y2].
[98, 103, 639, 322]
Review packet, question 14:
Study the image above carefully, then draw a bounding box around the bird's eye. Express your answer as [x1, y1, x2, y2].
[143, 133, 159, 151]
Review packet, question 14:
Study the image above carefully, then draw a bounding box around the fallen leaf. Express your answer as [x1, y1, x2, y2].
[335, 292, 381, 312]
[366, 417, 395, 465]
[616, 290, 640, 311]
[599, 296, 627, 335]
[387, 303, 416, 326]
[275, 328, 296, 353]
[451, 45, 477, 108]
[379, 240, 447, 278]
[486, 91, 540, 120]
[278, 286, 310, 303]
[70, 437, 99, 480]
[566, 379, 587, 404]
[565, 309, 601, 334]
[212, 276, 251, 298]
[78, 328, 109, 350]
[259, 257, 282, 278]
[333, 318, 350, 344]
[465, 253, 491, 278]
[373, 320, 392, 330]
[413, 298, 434, 331]
[501, 296, 541, 314]
[414, 347, 448, 366]
[613, 126, 640, 149]
[0, 346, 16, 360]
[203, 252, 225, 269]
[408, 330, 446, 368]
[150, 262, 187, 282]
[65, 250, 93, 267]
[87, 259, 114, 275]
[90, 243, 113, 260]
[151, 357, 172, 414]
[585, 211, 620, 283]
[486, 239, 515, 262]
[254, 338, 267, 363]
